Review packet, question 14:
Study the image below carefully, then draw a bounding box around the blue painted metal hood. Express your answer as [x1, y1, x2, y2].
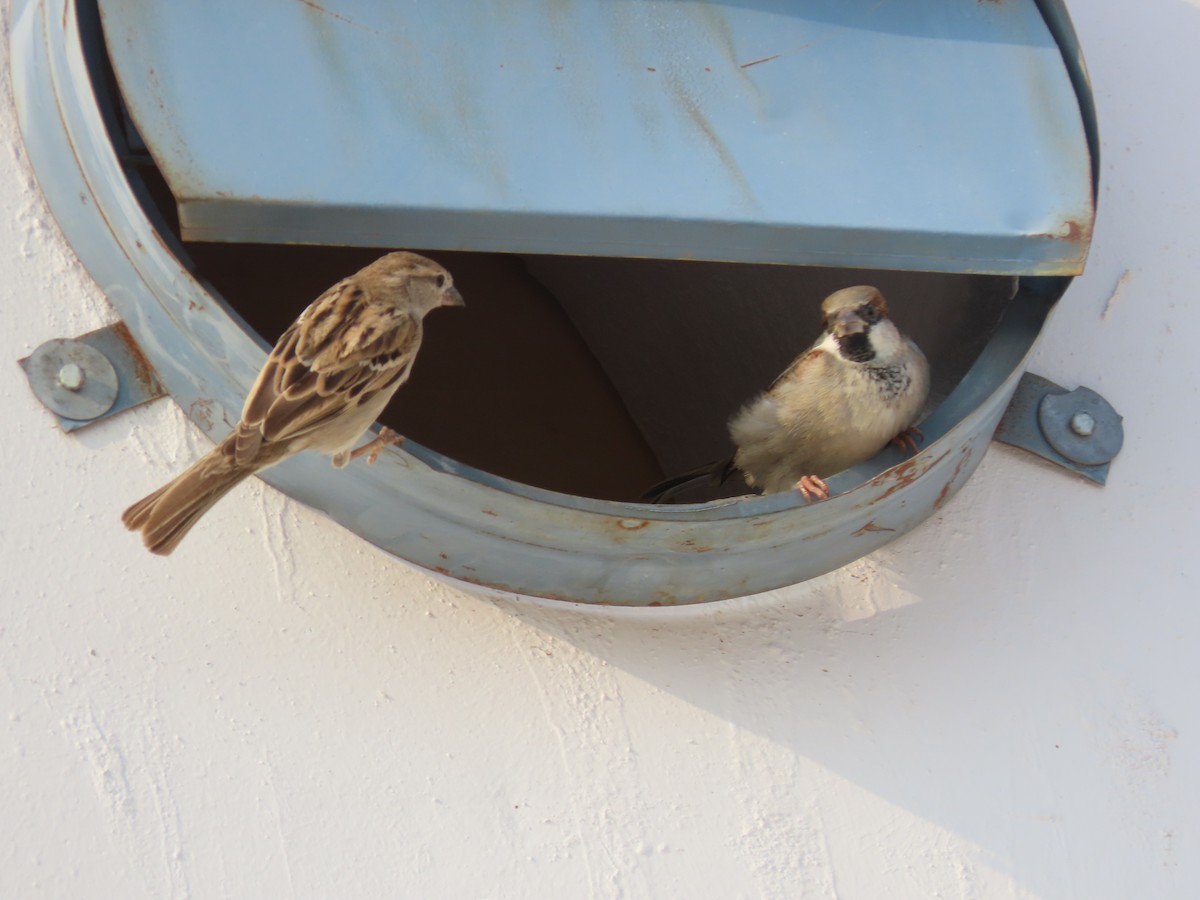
[98, 0, 1093, 275]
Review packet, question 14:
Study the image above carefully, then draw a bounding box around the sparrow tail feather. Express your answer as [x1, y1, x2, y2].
[641, 457, 738, 504]
[122, 444, 255, 555]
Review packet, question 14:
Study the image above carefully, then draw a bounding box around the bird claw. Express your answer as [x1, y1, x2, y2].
[795, 474, 830, 503]
[889, 426, 924, 457]
[350, 427, 405, 464]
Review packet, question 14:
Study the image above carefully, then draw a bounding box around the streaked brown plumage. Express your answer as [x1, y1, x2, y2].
[644, 285, 929, 503]
[123, 251, 464, 554]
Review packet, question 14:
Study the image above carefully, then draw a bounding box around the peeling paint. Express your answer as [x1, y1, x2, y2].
[1032, 217, 1094, 244]
[853, 521, 897, 537]
[869, 448, 952, 502]
[934, 447, 973, 510]
[187, 397, 215, 432]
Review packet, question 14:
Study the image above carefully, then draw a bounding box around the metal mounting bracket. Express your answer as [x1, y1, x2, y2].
[19, 322, 164, 431]
[993, 371, 1123, 485]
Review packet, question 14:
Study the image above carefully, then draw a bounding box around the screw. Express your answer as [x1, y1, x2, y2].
[57, 362, 85, 391]
[1070, 411, 1095, 437]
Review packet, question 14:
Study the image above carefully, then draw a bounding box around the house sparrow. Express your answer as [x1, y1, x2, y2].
[123, 251, 464, 555]
[644, 285, 929, 503]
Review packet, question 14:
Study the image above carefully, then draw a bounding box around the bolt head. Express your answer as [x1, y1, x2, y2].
[1069, 411, 1095, 437]
[57, 362, 85, 391]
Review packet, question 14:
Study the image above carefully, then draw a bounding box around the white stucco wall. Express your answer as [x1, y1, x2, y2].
[3, 2, 1198, 898]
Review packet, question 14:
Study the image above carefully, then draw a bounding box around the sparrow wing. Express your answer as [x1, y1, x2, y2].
[763, 336, 830, 393]
[765, 342, 833, 394]
[729, 345, 855, 486]
[234, 279, 420, 464]
[765, 346, 853, 434]
[292, 278, 422, 372]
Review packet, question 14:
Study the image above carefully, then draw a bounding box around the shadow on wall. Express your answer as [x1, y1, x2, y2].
[476, 476, 1141, 899]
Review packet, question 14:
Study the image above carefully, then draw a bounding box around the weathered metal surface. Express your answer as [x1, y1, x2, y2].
[993, 372, 1122, 484]
[21, 338, 117, 421]
[13, 0, 1086, 604]
[95, 0, 1093, 275]
[1040, 386, 1123, 466]
[18, 323, 164, 431]
[1034, 0, 1100, 196]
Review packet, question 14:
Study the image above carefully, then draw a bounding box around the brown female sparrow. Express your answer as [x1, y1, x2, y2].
[644, 285, 929, 503]
[123, 251, 464, 555]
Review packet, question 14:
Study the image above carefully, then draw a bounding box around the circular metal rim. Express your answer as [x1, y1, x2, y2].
[12, 0, 1052, 605]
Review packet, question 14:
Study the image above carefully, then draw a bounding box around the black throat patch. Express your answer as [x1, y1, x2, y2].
[836, 331, 875, 363]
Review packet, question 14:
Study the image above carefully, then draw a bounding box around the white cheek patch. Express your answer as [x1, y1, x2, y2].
[867, 321, 905, 361]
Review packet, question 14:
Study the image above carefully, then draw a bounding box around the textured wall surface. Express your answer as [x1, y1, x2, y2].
[3, 2, 1198, 898]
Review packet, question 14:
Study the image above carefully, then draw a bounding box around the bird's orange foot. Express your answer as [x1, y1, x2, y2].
[350, 427, 405, 464]
[889, 426, 924, 457]
[795, 474, 830, 503]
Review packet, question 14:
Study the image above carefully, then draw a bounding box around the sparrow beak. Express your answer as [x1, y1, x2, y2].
[831, 308, 866, 336]
[443, 286, 466, 308]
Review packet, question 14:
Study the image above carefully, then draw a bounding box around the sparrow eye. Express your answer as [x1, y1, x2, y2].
[435, 274, 446, 288]
[859, 304, 882, 324]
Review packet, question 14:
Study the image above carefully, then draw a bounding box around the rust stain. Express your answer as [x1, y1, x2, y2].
[872, 459, 920, 501]
[617, 519, 650, 531]
[110, 321, 162, 395]
[187, 398, 215, 432]
[934, 447, 973, 510]
[869, 448, 952, 501]
[739, 54, 780, 69]
[751, 518, 776, 528]
[480, 509, 499, 517]
[853, 521, 896, 537]
[934, 480, 952, 510]
[1032, 218, 1092, 244]
[1064, 220, 1088, 242]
